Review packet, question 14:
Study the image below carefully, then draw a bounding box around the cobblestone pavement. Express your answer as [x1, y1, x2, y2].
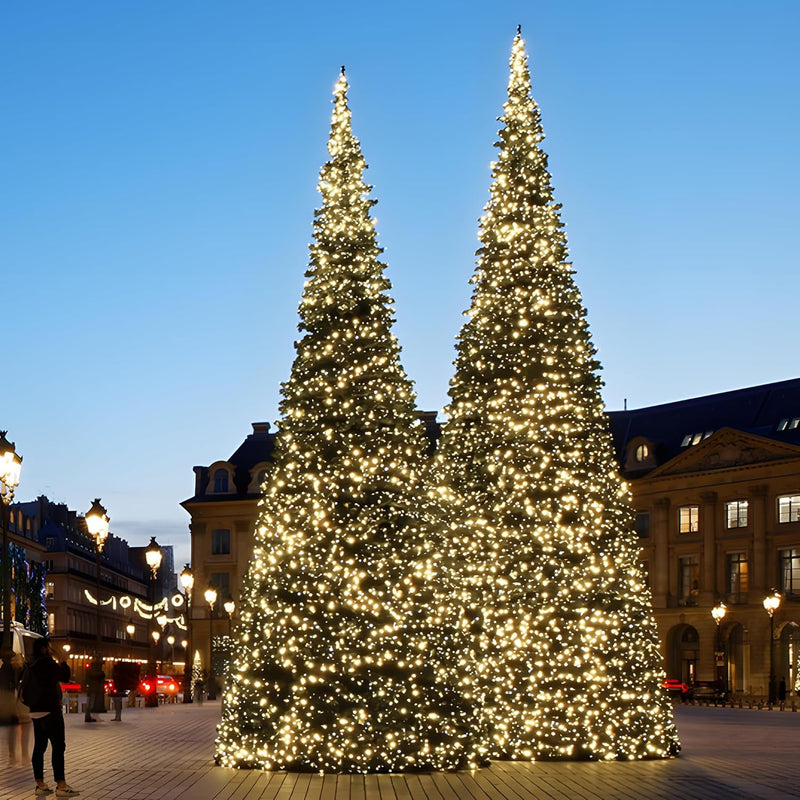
[2, 702, 799, 799]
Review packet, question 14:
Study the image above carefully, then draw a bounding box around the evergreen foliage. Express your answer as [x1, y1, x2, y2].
[432, 29, 680, 761]
[215, 70, 478, 773]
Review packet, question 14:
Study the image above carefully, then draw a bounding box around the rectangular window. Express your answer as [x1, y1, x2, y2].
[45, 536, 56, 549]
[726, 500, 749, 529]
[678, 505, 699, 534]
[635, 511, 650, 538]
[210, 572, 230, 598]
[47, 612, 55, 634]
[45, 581, 55, 601]
[779, 548, 800, 596]
[726, 552, 749, 603]
[211, 529, 231, 555]
[678, 555, 700, 606]
[778, 495, 800, 523]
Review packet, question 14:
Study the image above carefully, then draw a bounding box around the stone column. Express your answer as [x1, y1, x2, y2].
[749, 485, 768, 599]
[652, 498, 670, 607]
[700, 492, 717, 606]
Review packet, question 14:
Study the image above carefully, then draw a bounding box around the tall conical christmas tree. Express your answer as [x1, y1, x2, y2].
[215, 69, 478, 773]
[433, 29, 680, 760]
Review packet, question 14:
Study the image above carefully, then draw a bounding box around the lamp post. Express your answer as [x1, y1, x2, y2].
[223, 598, 235, 679]
[126, 622, 135, 659]
[179, 564, 194, 703]
[85, 499, 110, 717]
[151, 629, 161, 672]
[144, 536, 162, 708]
[0, 431, 22, 680]
[204, 586, 217, 700]
[711, 603, 727, 698]
[166, 634, 175, 670]
[763, 590, 783, 704]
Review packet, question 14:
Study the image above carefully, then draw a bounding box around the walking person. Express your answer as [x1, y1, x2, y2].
[26, 638, 81, 797]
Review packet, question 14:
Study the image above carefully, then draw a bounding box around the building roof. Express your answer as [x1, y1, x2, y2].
[607, 377, 800, 475]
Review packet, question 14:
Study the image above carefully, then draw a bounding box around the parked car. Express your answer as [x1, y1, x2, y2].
[662, 678, 692, 699]
[138, 675, 179, 698]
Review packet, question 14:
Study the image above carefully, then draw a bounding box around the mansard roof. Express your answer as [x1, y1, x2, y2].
[607, 377, 800, 477]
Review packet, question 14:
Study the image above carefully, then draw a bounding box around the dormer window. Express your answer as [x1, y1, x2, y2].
[778, 418, 800, 431]
[247, 462, 272, 494]
[213, 469, 229, 493]
[681, 431, 714, 447]
[635, 444, 650, 462]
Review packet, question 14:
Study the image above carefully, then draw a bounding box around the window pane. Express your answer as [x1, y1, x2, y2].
[210, 572, 230, 597]
[778, 495, 800, 523]
[635, 512, 650, 538]
[679, 505, 699, 534]
[213, 469, 229, 493]
[679, 555, 700, 605]
[780, 548, 800, 595]
[726, 500, 748, 529]
[726, 553, 748, 602]
[212, 529, 231, 555]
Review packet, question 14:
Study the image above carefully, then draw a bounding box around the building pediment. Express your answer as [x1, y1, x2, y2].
[647, 427, 800, 477]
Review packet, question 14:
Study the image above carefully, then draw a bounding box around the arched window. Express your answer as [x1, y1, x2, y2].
[213, 468, 229, 493]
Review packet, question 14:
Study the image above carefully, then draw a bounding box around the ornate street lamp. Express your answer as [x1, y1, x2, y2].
[0, 431, 22, 673]
[711, 603, 727, 697]
[85, 498, 110, 717]
[204, 585, 218, 700]
[763, 590, 783, 704]
[144, 537, 162, 708]
[179, 564, 194, 703]
[223, 598, 235, 636]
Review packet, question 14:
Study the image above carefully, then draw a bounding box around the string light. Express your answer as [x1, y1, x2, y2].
[215, 68, 480, 773]
[432, 29, 679, 761]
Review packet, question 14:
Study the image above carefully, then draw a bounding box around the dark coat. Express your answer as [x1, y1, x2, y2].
[27, 656, 70, 714]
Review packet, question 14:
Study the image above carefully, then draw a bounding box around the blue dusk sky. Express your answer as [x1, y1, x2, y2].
[2, 1, 798, 566]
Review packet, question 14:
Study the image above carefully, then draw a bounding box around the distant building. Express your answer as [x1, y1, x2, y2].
[181, 422, 276, 675]
[11, 496, 185, 680]
[609, 378, 800, 697]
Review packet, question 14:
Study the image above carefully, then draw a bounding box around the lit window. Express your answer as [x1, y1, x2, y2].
[681, 431, 714, 447]
[635, 444, 650, 462]
[678, 505, 699, 534]
[778, 495, 800, 523]
[212, 529, 231, 555]
[679, 555, 700, 606]
[213, 469, 229, 493]
[726, 553, 748, 603]
[779, 548, 800, 596]
[778, 418, 800, 431]
[726, 500, 749, 529]
[45, 581, 55, 601]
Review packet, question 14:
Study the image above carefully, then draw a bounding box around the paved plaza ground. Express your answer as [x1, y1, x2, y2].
[2, 701, 799, 800]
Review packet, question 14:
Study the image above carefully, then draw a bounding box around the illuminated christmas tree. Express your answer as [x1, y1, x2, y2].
[433, 29, 680, 761]
[215, 69, 478, 773]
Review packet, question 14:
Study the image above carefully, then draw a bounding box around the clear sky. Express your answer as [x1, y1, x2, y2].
[3, 1, 798, 566]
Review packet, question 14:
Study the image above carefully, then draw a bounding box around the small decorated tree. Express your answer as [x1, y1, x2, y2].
[215, 69, 478, 773]
[433, 29, 679, 761]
